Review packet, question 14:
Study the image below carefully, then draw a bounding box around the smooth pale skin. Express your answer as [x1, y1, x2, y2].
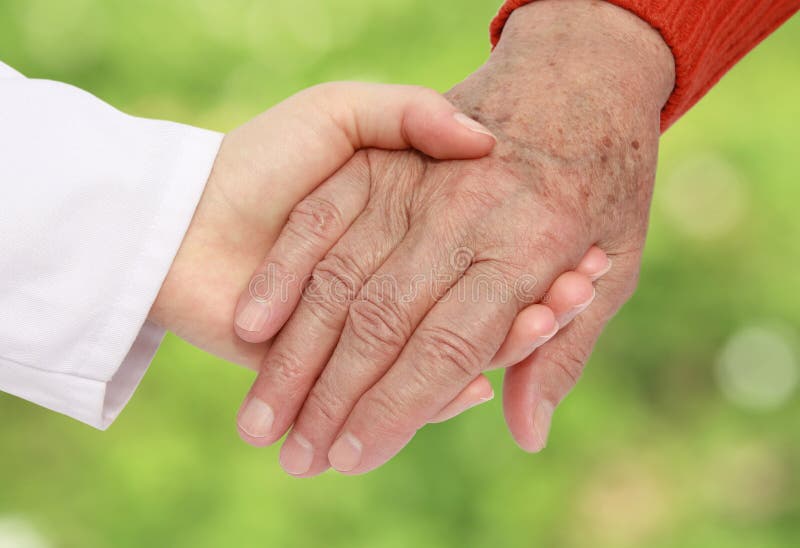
[148, 82, 606, 431]
[235, 0, 676, 476]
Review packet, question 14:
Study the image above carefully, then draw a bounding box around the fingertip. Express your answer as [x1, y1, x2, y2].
[505, 398, 550, 454]
[279, 432, 315, 476]
[234, 323, 272, 344]
[502, 359, 553, 453]
[518, 304, 557, 337]
[576, 245, 611, 280]
[440, 111, 497, 159]
[467, 374, 495, 400]
[550, 271, 595, 308]
[234, 289, 276, 343]
[428, 375, 494, 424]
[510, 431, 546, 454]
[403, 104, 496, 160]
[236, 398, 279, 448]
[452, 112, 497, 141]
[491, 305, 556, 370]
[236, 427, 273, 448]
[234, 286, 295, 343]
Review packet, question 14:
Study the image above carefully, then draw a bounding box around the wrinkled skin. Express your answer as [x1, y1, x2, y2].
[148, 79, 603, 437]
[240, 0, 676, 476]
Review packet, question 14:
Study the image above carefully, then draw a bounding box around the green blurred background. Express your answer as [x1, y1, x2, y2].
[1, 1, 798, 547]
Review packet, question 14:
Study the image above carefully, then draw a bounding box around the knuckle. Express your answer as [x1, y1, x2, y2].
[545, 345, 590, 386]
[302, 252, 366, 325]
[286, 196, 344, 244]
[358, 386, 408, 437]
[265, 349, 308, 396]
[456, 260, 524, 306]
[312, 252, 364, 297]
[304, 384, 344, 428]
[346, 296, 410, 360]
[417, 325, 485, 380]
[302, 289, 345, 331]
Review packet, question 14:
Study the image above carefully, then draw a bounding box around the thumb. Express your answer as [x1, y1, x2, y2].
[502, 252, 640, 453]
[298, 82, 497, 160]
[219, 81, 496, 246]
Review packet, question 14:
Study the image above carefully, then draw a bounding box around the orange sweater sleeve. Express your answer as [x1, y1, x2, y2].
[490, 0, 800, 131]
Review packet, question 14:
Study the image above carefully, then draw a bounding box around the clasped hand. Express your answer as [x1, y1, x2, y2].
[151, 0, 674, 477]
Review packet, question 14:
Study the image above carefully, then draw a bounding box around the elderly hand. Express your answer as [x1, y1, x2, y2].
[149, 79, 604, 432]
[235, 0, 675, 476]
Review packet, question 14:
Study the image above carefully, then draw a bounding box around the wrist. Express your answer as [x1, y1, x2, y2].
[490, 0, 675, 111]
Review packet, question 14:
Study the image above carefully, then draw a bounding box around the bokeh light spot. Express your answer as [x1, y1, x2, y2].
[715, 324, 798, 410]
[0, 516, 50, 548]
[660, 154, 747, 240]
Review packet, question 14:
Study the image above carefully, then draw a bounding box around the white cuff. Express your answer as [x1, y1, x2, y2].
[0, 320, 163, 429]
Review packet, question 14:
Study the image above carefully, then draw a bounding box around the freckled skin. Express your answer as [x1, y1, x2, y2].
[438, 43, 666, 249]
[339, 2, 673, 318]
[261, 0, 677, 476]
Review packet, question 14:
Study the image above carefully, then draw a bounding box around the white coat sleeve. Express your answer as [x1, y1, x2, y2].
[0, 61, 224, 429]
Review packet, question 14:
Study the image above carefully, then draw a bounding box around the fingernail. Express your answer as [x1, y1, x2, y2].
[504, 323, 560, 367]
[238, 397, 274, 438]
[531, 400, 555, 452]
[530, 322, 559, 351]
[459, 390, 495, 415]
[590, 257, 613, 282]
[557, 288, 596, 327]
[429, 389, 494, 424]
[453, 112, 496, 140]
[328, 432, 362, 472]
[236, 298, 271, 333]
[280, 433, 314, 476]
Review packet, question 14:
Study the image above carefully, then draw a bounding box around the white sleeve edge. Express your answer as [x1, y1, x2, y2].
[0, 320, 163, 429]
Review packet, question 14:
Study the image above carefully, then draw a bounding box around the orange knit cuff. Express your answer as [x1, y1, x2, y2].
[490, 0, 800, 132]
